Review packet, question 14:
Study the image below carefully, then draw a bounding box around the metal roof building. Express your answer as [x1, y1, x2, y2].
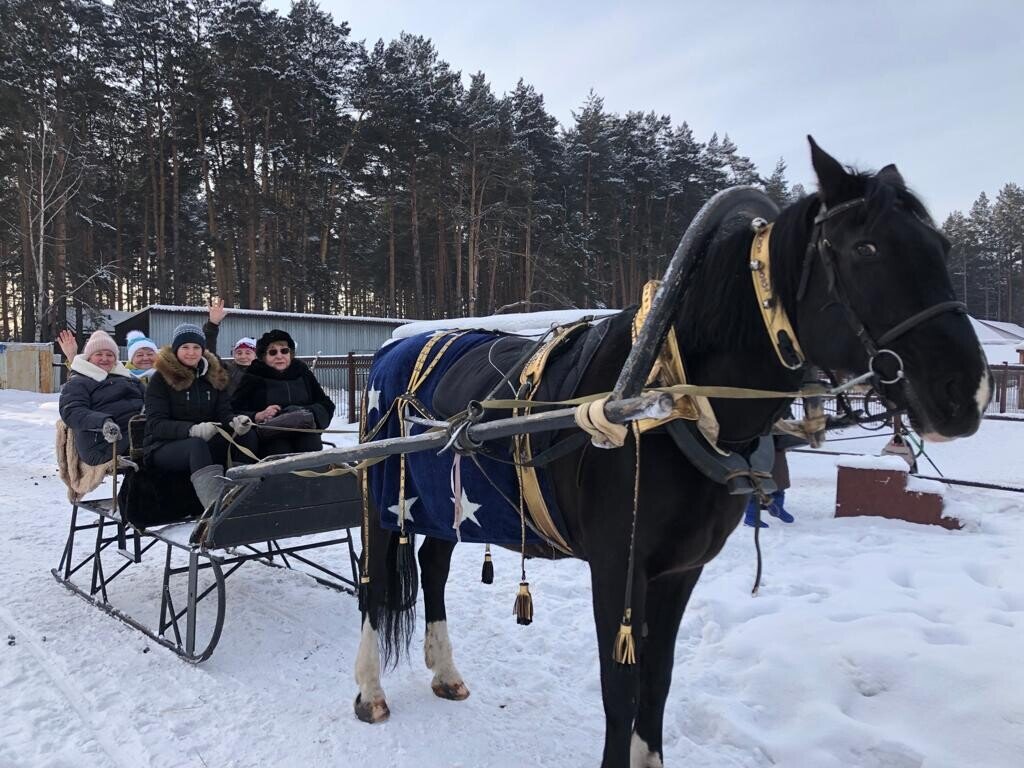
[114, 305, 408, 356]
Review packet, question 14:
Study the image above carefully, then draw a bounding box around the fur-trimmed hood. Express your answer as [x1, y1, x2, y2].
[70, 354, 132, 382]
[154, 346, 229, 392]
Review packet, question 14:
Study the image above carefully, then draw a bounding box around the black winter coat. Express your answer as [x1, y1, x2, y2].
[232, 358, 335, 429]
[144, 347, 234, 452]
[59, 356, 145, 465]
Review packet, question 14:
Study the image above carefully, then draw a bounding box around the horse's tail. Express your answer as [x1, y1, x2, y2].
[361, 521, 418, 670]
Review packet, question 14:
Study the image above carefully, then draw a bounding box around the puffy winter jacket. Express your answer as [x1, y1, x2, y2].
[144, 347, 234, 453]
[232, 358, 335, 429]
[59, 356, 145, 465]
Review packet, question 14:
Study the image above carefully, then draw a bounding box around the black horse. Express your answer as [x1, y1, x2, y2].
[353, 139, 991, 768]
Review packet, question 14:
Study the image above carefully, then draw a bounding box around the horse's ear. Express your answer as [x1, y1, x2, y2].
[876, 163, 905, 188]
[808, 135, 853, 206]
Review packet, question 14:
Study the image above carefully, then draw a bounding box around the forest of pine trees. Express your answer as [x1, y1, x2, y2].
[1, 0, 1019, 343]
[943, 185, 1024, 325]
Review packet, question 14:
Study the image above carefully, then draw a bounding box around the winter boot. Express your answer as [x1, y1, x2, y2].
[767, 490, 794, 523]
[190, 465, 224, 511]
[743, 496, 769, 528]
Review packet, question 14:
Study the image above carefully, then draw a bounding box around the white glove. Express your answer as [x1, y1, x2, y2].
[230, 415, 252, 435]
[189, 421, 219, 441]
[101, 419, 122, 444]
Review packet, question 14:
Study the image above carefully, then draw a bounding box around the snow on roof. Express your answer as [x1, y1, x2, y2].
[392, 308, 621, 339]
[975, 318, 1024, 341]
[969, 317, 1010, 344]
[63, 307, 133, 333]
[120, 304, 410, 326]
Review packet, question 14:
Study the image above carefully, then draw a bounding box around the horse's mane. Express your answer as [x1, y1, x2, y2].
[676, 171, 933, 356]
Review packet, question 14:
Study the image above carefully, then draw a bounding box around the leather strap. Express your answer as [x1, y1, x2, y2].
[750, 221, 805, 370]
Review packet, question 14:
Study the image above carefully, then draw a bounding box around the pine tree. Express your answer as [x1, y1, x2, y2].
[762, 157, 792, 207]
[992, 183, 1024, 323]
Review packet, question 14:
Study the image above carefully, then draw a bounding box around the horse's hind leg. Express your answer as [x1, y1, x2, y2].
[354, 616, 391, 723]
[354, 514, 395, 724]
[631, 567, 703, 767]
[419, 536, 470, 701]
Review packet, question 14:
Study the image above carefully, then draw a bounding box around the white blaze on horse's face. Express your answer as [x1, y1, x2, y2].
[974, 361, 992, 418]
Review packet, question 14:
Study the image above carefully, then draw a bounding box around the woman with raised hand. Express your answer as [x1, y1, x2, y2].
[202, 297, 256, 396]
[59, 330, 144, 465]
[144, 323, 258, 509]
[232, 329, 335, 458]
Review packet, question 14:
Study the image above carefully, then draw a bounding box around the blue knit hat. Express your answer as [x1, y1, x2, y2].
[171, 322, 206, 353]
[126, 330, 158, 361]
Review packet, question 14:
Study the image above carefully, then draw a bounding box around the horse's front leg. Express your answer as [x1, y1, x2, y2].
[419, 536, 470, 701]
[631, 567, 703, 768]
[591, 561, 647, 768]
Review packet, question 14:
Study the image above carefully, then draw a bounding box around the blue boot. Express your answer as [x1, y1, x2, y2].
[743, 496, 769, 528]
[767, 490, 794, 523]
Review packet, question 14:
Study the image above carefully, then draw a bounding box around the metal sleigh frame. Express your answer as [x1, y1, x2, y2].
[52, 469, 362, 663]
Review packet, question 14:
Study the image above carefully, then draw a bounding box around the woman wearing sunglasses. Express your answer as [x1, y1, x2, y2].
[231, 329, 335, 458]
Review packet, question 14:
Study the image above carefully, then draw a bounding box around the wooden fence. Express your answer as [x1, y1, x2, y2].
[298, 354, 375, 423]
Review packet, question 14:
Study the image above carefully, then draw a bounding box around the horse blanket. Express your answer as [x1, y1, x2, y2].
[364, 324, 609, 545]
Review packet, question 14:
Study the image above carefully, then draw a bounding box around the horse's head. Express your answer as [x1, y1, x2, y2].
[792, 138, 991, 441]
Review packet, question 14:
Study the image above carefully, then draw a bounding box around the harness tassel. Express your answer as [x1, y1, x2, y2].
[358, 574, 371, 614]
[481, 545, 494, 584]
[514, 581, 534, 625]
[392, 533, 418, 611]
[612, 610, 636, 665]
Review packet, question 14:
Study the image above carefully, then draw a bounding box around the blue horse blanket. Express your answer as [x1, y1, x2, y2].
[364, 331, 552, 545]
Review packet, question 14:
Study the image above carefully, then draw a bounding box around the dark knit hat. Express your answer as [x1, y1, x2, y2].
[256, 329, 296, 358]
[171, 322, 206, 353]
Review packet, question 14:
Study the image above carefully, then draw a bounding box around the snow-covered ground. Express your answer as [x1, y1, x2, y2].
[1, 389, 1022, 768]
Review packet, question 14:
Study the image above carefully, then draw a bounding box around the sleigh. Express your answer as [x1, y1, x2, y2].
[53, 419, 362, 663]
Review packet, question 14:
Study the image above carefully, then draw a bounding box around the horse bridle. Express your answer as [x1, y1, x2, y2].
[796, 196, 967, 397]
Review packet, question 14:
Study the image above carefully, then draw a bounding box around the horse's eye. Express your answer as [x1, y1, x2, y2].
[855, 242, 877, 257]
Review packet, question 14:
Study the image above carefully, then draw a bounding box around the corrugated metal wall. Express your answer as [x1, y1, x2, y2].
[133, 309, 403, 355]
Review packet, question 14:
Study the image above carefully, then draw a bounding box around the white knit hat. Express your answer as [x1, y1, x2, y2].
[82, 330, 118, 360]
[126, 330, 158, 361]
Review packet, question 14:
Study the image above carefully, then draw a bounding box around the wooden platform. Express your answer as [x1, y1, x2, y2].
[834, 457, 960, 530]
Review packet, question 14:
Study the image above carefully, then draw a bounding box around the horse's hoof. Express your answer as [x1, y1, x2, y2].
[431, 680, 470, 701]
[354, 693, 391, 723]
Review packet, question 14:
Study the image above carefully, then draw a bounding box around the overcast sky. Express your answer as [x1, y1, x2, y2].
[270, 0, 1022, 222]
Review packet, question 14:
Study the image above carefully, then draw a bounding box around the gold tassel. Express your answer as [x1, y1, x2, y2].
[513, 581, 534, 625]
[612, 620, 636, 665]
